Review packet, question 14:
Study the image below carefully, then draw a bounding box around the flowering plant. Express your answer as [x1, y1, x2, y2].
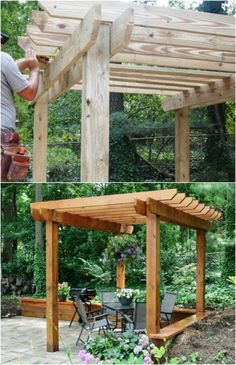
[58, 282, 70, 296]
[102, 234, 143, 265]
[116, 288, 140, 300]
[79, 330, 155, 364]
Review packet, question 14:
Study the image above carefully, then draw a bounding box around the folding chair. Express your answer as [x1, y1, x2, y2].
[69, 288, 97, 327]
[122, 302, 146, 334]
[74, 295, 112, 346]
[100, 291, 120, 329]
[160, 291, 177, 327]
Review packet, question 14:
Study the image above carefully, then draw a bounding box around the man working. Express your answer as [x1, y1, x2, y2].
[1, 32, 40, 181]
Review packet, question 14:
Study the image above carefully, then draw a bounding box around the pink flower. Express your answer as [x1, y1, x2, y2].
[79, 350, 87, 360]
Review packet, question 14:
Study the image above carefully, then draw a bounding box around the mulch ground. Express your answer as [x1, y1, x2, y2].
[168, 307, 235, 364]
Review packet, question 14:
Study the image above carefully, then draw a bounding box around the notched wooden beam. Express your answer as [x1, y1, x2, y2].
[52, 211, 123, 233]
[18, 36, 57, 57]
[147, 198, 212, 230]
[32, 10, 46, 28]
[110, 8, 134, 57]
[44, 4, 101, 88]
[135, 199, 147, 216]
[32, 10, 79, 35]
[162, 75, 235, 111]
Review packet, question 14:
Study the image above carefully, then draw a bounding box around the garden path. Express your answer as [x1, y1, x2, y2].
[1, 316, 85, 364]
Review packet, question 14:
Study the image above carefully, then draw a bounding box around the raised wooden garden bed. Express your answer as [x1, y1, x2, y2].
[20, 298, 195, 323]
[20, 297, 101, 321]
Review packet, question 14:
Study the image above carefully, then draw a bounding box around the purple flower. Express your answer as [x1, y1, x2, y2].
[144, 355, 153, 364]
[79, 350, 87, 361]
[139, 334, 149, 347]
[84, 353, 94, 364]
[134, 345, 143, 355]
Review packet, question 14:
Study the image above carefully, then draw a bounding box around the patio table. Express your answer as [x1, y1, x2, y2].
[102, 302, 135, 331]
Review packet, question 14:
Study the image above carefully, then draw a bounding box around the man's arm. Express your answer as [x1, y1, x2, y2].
[17, 49, 39, 101]
[16, 59, 28, 72]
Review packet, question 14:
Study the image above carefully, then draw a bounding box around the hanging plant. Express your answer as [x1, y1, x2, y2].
[102, 234, 143, 265]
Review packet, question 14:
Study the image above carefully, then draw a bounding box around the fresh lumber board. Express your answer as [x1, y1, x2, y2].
[150, 312, 210, 340]
[39, 1, 234, 36]
[30, 189, 178, 211]
[162, 75, 235, 111]
[144, 198, 212, 230]
[112, 53, 234, 72]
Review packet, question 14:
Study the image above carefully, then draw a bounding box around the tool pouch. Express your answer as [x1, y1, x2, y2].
[1, 145, 30, 182]
[1, 149, 12, 181]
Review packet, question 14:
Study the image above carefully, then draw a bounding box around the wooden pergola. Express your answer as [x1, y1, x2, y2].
[30, 188, 221, 351]
[19, 1, 235, 183]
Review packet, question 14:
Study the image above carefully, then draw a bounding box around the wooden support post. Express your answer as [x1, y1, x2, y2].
[33, 93, 48, 182]
[81, 24, 110, 182]
[46, 221, 59, 352]
[196, 229, 206, 313]
[175, 107, 189, 182]
[146, 210, 160, 337]
[116, 261, 125, 289]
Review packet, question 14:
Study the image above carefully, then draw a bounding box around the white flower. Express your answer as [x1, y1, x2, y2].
[116, 288, 140, 299]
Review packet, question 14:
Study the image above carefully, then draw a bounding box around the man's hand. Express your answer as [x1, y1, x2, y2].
[25, 48, 39, 70]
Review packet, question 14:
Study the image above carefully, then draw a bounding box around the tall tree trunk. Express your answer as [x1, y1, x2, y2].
[110, 93, 124, 114]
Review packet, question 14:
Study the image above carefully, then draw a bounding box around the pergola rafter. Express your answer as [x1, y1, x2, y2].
[18, 1, 235, 183]
[30, 188, 221, 352]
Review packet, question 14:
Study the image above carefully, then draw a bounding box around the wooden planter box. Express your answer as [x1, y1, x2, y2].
[20, 298, 195, 323]
[20, 297, 101, 321]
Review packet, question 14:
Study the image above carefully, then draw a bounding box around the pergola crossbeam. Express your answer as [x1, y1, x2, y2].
[42, 4, 101, 93]
[39, 1, 234, 37]
[32, 10, 80, 34]
[112, 53, 234, 72]
[110, 8, 134, 57]
[145, 198, 212, 230]
[33, 10, 234, 52]
[162, 75, 235, 111]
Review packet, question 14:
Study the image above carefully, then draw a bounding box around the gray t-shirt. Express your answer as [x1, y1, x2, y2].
[1, 51, 30, 130]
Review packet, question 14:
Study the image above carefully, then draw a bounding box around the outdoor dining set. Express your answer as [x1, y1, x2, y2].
[68, 287, 177, 346]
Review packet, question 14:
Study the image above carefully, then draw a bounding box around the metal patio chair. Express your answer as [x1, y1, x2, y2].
[74, 295, 112, 346]
[100, 291, 120, 329]
[160, 291, 177, 327]
[69, 287, 97, 327]
[122, 302, 146, 333]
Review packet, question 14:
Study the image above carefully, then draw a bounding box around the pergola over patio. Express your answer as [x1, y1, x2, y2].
[19, 1, 235, 183]
[30, 188, 221, 352]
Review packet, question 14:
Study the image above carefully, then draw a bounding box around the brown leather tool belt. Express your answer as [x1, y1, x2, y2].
[1, 129, 30, 182]
[1, 128, 20, 146]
